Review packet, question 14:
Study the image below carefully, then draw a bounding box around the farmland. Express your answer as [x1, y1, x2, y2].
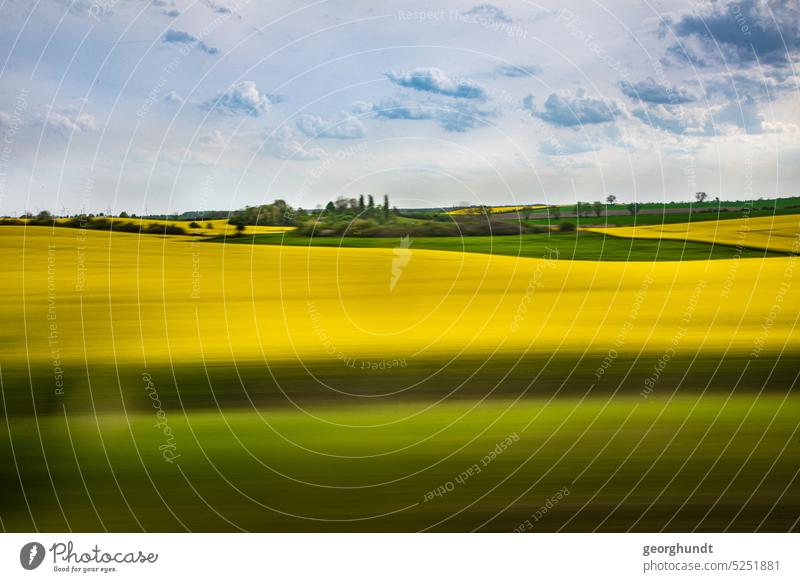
[218, 229, 782, 261]
[586, 214, 800, 254]
[1, 222, 799, 531]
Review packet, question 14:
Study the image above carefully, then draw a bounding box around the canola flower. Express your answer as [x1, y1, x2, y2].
[447, 205, 548, 215]
[1, 225, 798, 368]
[586, 214, 800, 254]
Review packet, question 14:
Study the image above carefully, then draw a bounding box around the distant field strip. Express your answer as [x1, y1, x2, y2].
[586, 215, 800, 254]
[448, 205, 547, 215]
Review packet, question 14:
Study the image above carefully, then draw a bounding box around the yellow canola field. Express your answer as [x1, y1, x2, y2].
[1, 226, 798, 368]
[447, 205, 547, 215]
[49, 217, 296, 237]
[181, 218, 296, 236]
[586, 214, 800, 254]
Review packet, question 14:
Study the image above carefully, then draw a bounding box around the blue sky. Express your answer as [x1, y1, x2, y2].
[0, 0, 798, 214]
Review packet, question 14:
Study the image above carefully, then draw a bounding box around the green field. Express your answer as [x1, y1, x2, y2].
[2, 351, 797, 532]
[520, 207, 800, 228]
[544, 196, 800, 214]
[210, 230, 784, 261]
[2, 392, 797, 532]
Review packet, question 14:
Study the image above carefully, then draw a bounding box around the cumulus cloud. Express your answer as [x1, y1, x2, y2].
[262, 126, 326, 160]
[664, 0, 800, 67]
[524, 89, 623, 126]
[713, 95, 769, 134]
[39, 103, 98, 137]
[350, 101, 374, 115]
[436, 103, 495, 132]
[463, 4, 512, 23]
[704, 69, 800, 101]
[164, 91, 183, 105]
[632, 106, 697, 135]
[373, 98, 495, 132]
[372, 100, 433, 121]
[203, 81, 272, 116]
[495, 63, 540, 77]
[162, 9, 179, 18]
[385, 68, 487, 100]
[200, 128, 227, 149]
[296, 113, 365, 139]
[619, 78, 695, 104]
[632, 96, 780, 136]
[538, 133, 597, 156]
[662, 43, 710, 68]
[204, 0, 237, 16]
[162, 29, 219, 55]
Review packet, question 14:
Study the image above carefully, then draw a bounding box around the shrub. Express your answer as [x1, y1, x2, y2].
[558, 222, 576, 232]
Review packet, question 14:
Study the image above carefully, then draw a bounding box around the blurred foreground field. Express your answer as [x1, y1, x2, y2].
[1, 225, 798, 531]
[2, 396, 798, 532]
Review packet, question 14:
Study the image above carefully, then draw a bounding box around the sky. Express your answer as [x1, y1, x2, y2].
[0, 0, 798, 214]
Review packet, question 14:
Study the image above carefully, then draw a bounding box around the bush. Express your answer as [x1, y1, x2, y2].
[5, 216, 187, 236]
[558, 222, 576, 232]
[298, 218, 545, 238]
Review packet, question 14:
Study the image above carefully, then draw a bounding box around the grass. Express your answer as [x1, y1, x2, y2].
[2, 394, 797, 531]
[213, 229, 784, 261]
[521, 206, 800, 228]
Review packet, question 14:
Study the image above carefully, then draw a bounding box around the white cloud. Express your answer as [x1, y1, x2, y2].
[295, 113, 365, 139]
[203, 81, 272, 116]
[385, 68, 487, 100]
[164, 91, 183, 105]
[39, 103, 98, 137]
[263, 126, 326, 160]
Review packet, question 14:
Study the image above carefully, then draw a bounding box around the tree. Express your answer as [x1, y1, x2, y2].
[333, 197, 348, 212]
[358, 195, 365, 211]
[235, 222, 246, 235]
[605, 195, 617, 205]
[367, 195, 375, 209]
[206, 222, 214, 229]
[627, 202, 641, 215]
[189, 221, 201, 229]
[592, 201, 603, 217]
[382, 194, 390, 221]
[695, 191, 708, 203]
[325, 201, 336, 214]
[119, 211, 129, 218]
